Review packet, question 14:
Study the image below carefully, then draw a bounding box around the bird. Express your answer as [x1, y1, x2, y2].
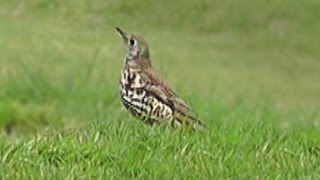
[116, 27, 206, 130]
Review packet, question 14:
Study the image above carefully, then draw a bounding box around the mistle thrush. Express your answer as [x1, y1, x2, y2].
[116, 27, 206, 130]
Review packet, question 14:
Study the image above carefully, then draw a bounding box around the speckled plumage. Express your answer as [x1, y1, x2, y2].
[116, 27, 206, 130]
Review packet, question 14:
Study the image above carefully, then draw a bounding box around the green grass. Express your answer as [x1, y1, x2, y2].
[0, 0, 320, 178]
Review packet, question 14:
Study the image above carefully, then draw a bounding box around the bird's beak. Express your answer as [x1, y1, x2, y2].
[116, 27, 129, 43]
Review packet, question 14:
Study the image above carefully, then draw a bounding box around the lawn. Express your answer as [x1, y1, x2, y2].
[0, 0, 320, 178]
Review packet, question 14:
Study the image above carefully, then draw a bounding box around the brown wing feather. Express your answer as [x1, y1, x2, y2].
[140, 67, 206, 130]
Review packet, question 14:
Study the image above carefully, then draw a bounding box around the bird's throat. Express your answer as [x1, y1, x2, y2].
[125, 56, 138, 68]
[124, 55, 152, 70]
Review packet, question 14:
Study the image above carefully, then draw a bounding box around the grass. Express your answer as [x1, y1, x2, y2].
[0, 0, 320, 178]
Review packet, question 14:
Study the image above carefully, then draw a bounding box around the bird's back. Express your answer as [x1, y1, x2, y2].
[140, 67, 206, 130]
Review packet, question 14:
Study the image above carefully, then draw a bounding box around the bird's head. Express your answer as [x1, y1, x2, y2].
[116, 27, 150, 60]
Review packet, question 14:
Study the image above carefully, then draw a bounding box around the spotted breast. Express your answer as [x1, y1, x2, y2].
[120, 66, 174, 125]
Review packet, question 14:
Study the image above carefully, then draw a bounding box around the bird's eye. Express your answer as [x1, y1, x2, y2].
[129, 39, 135, 46]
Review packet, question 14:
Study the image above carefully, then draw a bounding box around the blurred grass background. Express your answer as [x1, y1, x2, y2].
[0, 0, 319, 135]
[0, 0, 320, 178]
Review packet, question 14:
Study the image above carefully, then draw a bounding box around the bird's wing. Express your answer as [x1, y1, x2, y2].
[140, 68, 206, 129]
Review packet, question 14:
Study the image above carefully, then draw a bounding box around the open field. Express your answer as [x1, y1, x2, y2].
[0, 0, 320, 178]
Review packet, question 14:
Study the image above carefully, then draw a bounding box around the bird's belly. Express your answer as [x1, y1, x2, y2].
[120, 70, 173, 124]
